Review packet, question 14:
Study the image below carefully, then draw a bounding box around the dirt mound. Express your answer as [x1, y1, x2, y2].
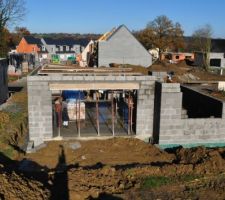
[25, 138, 175, 169]
[173, 146, 225, 173]
[175, 146, 208, 164]
[2, 138, 225, 199]
[150, 61, 225, 83]
[0, 168, 50, 200]
[125, 174, 225, 200]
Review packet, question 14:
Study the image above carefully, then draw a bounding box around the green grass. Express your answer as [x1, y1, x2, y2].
[141, 176, 172, 189]
[178, 174, 200, 182]
[0, 147, 14, 159]
[141, 174, 201, 189]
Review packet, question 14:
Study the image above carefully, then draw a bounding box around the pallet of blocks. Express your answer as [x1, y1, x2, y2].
[67, 101, 85, 120]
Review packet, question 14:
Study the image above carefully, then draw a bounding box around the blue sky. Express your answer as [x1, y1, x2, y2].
[17, 0, 225, 38]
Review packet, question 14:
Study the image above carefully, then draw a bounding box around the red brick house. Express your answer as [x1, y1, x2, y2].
[16, 36, 41, 54]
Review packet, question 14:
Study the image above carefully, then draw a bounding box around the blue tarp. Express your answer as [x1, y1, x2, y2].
[62, 90, 85, 100]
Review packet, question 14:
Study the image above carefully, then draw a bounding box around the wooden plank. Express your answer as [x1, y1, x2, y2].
[49, 82, 140, 90]
[42, 68, 133, 72]
[181, 81, 219, 84]
[38, 71, 142, 76]
[41, 66, 133, 72]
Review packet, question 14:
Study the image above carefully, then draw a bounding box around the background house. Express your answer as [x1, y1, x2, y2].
[0, 58, 8, 105]
[16, 36, 47, 62]
[161, 52, 194, 63]
[16, 36, 42, 54]
[80, 40, 94, 67]
[194, 39, 225, 68]
[41, 38, 88, 62]
[95, 25, 152, 67]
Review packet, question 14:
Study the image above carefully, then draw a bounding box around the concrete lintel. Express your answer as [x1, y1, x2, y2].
[49, 82, 140, 91]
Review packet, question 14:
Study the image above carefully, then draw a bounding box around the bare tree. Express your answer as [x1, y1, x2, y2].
[137, 15, 184, 60]
[192, 24, 213, 70]
[0, 0, 26, 57]
[0, 0, 26, 29]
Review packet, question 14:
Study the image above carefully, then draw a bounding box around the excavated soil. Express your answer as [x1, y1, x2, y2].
[24, 138, 174, 168]
[0, 165, 50, 200]
[1, 138, 225, 199]
[149, 61, 225, 82]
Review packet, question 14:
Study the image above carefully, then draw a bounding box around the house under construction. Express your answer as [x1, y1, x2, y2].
[80, 25, 152, 68]
[28, 64, 225, 149]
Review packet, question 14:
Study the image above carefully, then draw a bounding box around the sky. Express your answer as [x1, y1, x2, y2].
[17, 0, 225, 38]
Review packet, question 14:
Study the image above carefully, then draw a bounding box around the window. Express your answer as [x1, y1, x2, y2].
[210, 59, 221, 67]
[63, 46, 66, 52]
[42, 46, 45, 51]
[176, 55, 179, 59]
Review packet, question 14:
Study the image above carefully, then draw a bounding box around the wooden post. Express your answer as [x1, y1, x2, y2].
[130, 96, 133, 134]
[115, 96, 118, 124]
[111, 91, 115, 136]
[78, 91, 81, 137]
[58, 110, 61, 138]
[128, 91, 131, 135]
[76, 98, 78, 135]
[96, 91, 100, 136]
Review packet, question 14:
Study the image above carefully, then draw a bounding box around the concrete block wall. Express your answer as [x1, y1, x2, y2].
[27, 78, 53, 146]
[157, 83, 184, 144]
[27, 74, 156, 146]
[223, 102, 225, 118]
[136, 76, 155, 136]
[98, 26, 152, 68]
[157, 82, 225, 146]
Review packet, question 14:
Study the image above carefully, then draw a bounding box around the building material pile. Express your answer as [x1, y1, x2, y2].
[67, 101, 85, 120]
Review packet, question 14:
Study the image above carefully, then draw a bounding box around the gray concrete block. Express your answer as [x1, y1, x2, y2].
[104, 76, 116, 81]
[62, 76, 73, 81]
[72, 76, 84, 81]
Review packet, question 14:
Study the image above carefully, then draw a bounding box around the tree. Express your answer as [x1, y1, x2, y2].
[192, 24, 212, 70]
[9, 26, 30, 48]
[137, 15, 184, 60]
[0, 27, 11, 56]
[0, 0, 26, 57]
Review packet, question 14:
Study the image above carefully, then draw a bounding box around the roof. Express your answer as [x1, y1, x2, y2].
[98, 28, 117, 41]
[24, 36, 42, 45]
[105, 25, 125, 41]
[43, 38, 89, 47]
[55, 51, 75, 54]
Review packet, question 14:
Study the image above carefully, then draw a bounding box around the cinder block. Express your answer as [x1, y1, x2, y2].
[115, 76, 126, 81]
[49, 75, 62, 81]
[135, 76, 146, 81]
[62, 76, 73, 81]
[125, 76, 136, 81]
[104, 76, 116, 81]
[72, 76, 84, 81]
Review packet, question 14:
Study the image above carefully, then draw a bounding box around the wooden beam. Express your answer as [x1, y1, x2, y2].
[38, 72, 142, 76]
[49, 82, 140, 91]
[40, 66, 133, 72]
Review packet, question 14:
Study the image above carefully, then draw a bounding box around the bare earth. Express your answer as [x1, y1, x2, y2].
[2, 62, 225, 199]
[1, 138, 225, 199]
